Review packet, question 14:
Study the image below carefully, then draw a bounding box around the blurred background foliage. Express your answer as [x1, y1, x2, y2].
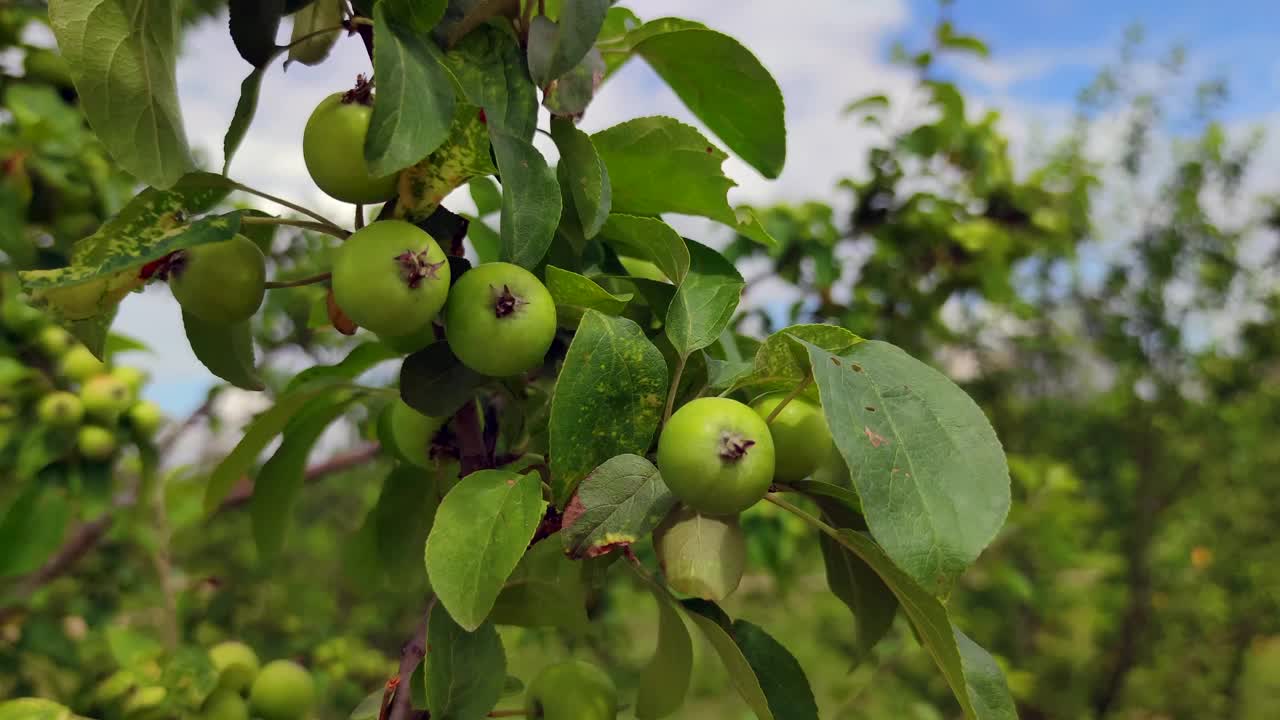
[1, 3, 1278, 720]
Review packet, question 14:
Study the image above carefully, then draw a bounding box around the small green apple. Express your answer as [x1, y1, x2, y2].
[750, 393, 833, 483]
[209, 640, 261, 694]
[377, 399, 445, 468]
[77, 425, 116, 460]
[1, 297, 44, 336]
[35, 325, 74, 358]
[127, 401, 164, 437]
[653, 505, 747, 601]
[249, 660, 315, 720]
[525, 660, 618, 720]
[201, 690, 249, 720]
[80, 374, 132, 422]
[111, 366, 148, 395]
[60, 345, 106, 382]
[37, 391, 84, 428]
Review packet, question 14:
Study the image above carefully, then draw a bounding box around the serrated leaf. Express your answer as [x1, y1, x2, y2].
[287, 0, 343, 66]
[550, 118, 610, 237]
[490, 538, 588, 630]
[367, 1, 457, 176]
[561, 454, 675, 559]
[425, 470, 546, 631]
[49, 0, 194, 188]
[805, 340, 1010, 595]
[545, 265, 630, 326]
[204, 389, 324, 513]
[229, 0, 283, 67]
[549, 311, 667, 506]
[665, 239, 743, 357]
[600, 214, 688, 284]
[183, 312, 263, 391]
[287, 340, 399, 393]
[425, 608, 506, 720]
[442, 26, 537, 140]
[491, 130, 561, 268]
[394, 104, 495, 222]
[469, 177, 502, 216]
[629, 20, 786, 178]
[400, 341, 488, 417]
[252, 393, 356, 562]
[635, 570, 693, 719]
[591, 116, 775, 245]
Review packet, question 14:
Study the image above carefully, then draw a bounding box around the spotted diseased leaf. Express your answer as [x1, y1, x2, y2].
[545, 265, 631, 327]
[732, 324, 861, 396]
[441, 25, 537, 141]
[665, 240, 744, 357]
[425, 470, 547, 631]
[425, 608, 506, 720]
[526, 0, 608, 84]
[549, 311, 668, 506]
[561, 454, 675, 559]
[183, 313, 263, 391]
[591, 117, 775, 245]
[804, 340, 1010, 595]
[49, 0, 194, 188]
[394, 105, 495, 222]
[543, 47, 605, 118]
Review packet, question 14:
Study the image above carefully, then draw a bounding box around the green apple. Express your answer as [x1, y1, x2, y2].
[77, 425, 116, 460]
[80, 374, 132, 422]
[202, 690, 249, 720]
[37, 391, 84, 428]
[122, 685, 166, 720]
[111, 366, 148, 396]
[657, 397, 776, 516]
[169, 235, 267, 324]
[128, 401, 164, 437]
[1, 297, 44, 336]
[35, 325, 74, 358]
[249, 660, 315, 720]
[60, 345, 106, 382]
[209, 640, 261, 694]
[750, 393, 833, 483]
[444, 262, 557, 377]
[653, 505, 746, 601]
[525, 660, 618, 720]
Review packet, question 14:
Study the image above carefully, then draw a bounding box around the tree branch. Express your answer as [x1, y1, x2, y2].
[387, 597, 436, 720]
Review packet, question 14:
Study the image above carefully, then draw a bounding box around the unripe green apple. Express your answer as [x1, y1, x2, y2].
[750, 393, 833, 483]
[37, 391, 84, 428]
[331, 220, 450, 337]
[122, 685, 166, 720]
[657, 397, 776, 516]
[127, 401, 164, 437]
[377, 399, 445, 468]
[653, 505, 746, 601]
[77, 425, 116, 460]
[169, 235, 267, 324]
[1, 297, 44, 336]
[201, 690, 249, 720]
[525, 660, 618, 720]
[80, 374, 132, 422]
[60, 345, 106, 382]
[249, 660, 315, 720]
[35, 325, 74, 358]
[303, 92, 399, 204]
[444, 262, 557, 377]
[209, 640, 261, 695]
[111, 366, 148, 396]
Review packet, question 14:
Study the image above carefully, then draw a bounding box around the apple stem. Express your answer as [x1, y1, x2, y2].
[225, 180, 346, 232]
[265, 272, 331, 290]
[662, 353, 688, 426]
[240, 215, 350, 241]
[765, 376, 813, 425]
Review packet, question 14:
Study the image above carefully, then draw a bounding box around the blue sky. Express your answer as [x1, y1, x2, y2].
[113, 0, 1280, 416]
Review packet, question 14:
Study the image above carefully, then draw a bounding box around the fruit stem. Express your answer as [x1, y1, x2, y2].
[241, 215, 350, 240]
[765, 493, 844, 546]
[265, 272, 332, 290]
[355, 203, 366, 230]
[662, 353, 688, 426]
[225, 180, 346, 232]
[765, 376, 813, 425]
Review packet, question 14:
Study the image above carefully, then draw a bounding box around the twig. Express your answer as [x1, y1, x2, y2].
[765, 376, 813, 424]
[663, 354, 688, 425]
[226, 180, 345, 231]
[355, 204, 366, 230]
[240, 216, 350, 241]
[265, 272, 332, 290]
[387, 597, 437, 720]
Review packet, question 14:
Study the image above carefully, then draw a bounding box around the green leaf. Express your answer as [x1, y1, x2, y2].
[383, 0, 447, 33]
[182, 312, 263, 391]
[159, 646, 219, 709]
[955, 628, 1018, 718]
[348, 691, 383, 720]
[367, 0, 457, 176]
[204, 389, 324, 513]
[0, 483, 70, 577]
[550, 118, 610, 238]
[600, 214, 688, 284]
[561, 454, 675, 559]
[731, 620, 820, 720]
[49, 0, 194, 188]
[665, 239, 743, 357]
[592, 117, 774, 245]
[0, 186, 34, 269]
[287, 0, 343, 66]
[252, 393, 356, 562]
[465, 214, 500, 263]
[374, 465, 441, 582]
[528, 0, 608, 84]
[425, 469, 546, 631]
[394, 105, 495, 222]
[542, 47, 605, 117]
[400, 341, 488, 417]
[545, 265, 631, 326]
[105, 626, 164, 666]
[680, 601, 772, 720]
[442, 26, 537, 140]
[635, 572, 693, 719]
[287, 340, 399, 393]
[425, 608, 506, 720]
[938, 22, 990, 58]
[0, 699, 74, 720]
[490, 538, 589, 630]
[817, 532, 897, 663]
[805, 340, 1010, 595]
[469, 177, 502, 216]
[491, 130, 561, 269]
[229, 0, 283, 67]
[629, 20, 786, 178]
[15, 427, 76, 481]
[733, 324, 861, 396]
[842, 94, 890, 116]
[549, 311, 667, 505]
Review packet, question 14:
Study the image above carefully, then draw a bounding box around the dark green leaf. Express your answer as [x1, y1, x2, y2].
[287, 0, 343, 66]
[550, 118, 610, 238]
[367, 1, 457, 176]
[491, 130, 561, 268]
[490, 538, 589, 630]
[426, 608, 506, 720]
[549, 311, 668, 505]
[635, 570, 693, 719]
[425, 469, 546, 630]
[182, 312, 263, 391]
[630, 20, 786, 178]
[529, 0, 608, 83]
[229, 0, 284, 67]
[383, 0, 447, 33]
[817, 532, 897, 663]
[545, 265, 631, 326]
[665, 240, 743, 357]
[805, 340, 1010, 595]
[561, 454, 675, 559]
[600, 214, 688, 284]
[442, 26, 537, 140]
[374, 465, 441, 582]
[252, 393, 356, 561]
[731, 620, 819, 720]
[400, 341, 488, 417]
[680, 600, 772, 719]
[0, 483, 69, 577]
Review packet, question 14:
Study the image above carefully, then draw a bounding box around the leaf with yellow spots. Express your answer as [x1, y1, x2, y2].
[394, 105, 495, 222]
